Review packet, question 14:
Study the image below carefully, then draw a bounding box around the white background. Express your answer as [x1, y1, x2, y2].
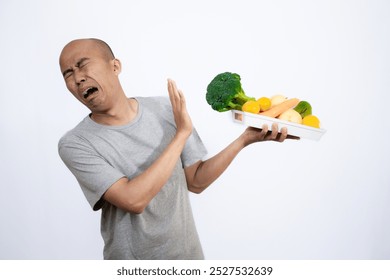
[0, 0, 389, 260]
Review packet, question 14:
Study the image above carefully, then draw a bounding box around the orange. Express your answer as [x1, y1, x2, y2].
[302, 115, 320, 128]
[256, 97, 272, 111]
[242, 100, 260, 114]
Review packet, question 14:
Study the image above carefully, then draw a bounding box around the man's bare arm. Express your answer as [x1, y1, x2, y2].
[185, 124, 298, 193]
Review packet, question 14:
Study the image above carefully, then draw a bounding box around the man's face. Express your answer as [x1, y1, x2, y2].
[59, 40, 120, 111]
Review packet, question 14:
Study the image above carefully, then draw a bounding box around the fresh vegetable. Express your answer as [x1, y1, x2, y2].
[205, 72, 323, 129]
[278, 109, 302, 124]
[294, 101, 312, 118]
[256, 97, 272, 111]
[259, 98, 300, 118]
[270, 95, 287, 107]
[206, 72, 255, 112]
[242, 100, 261, 114]
[302, 115, 320, 128]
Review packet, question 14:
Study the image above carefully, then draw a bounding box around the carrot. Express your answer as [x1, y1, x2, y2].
[258, 98, 300, 118]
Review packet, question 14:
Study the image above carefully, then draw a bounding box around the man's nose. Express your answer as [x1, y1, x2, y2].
[74, 70, 86, 86]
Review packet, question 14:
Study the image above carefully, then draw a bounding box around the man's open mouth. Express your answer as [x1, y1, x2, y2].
[82, 87, 98, 99]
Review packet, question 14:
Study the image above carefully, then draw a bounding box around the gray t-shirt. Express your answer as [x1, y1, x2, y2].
[58, 96, 208, 260]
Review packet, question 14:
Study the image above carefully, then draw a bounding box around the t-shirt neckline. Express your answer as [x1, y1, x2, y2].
[84, 97, 142, 130]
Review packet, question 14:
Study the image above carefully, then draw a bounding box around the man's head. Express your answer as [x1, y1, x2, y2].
[59, 38, 122, 112]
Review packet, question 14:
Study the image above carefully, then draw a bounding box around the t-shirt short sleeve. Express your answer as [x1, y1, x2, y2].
[58, 135, 125, 210]
[181, 127, 208, 168]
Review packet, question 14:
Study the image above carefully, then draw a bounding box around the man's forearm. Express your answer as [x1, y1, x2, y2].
[186, 124, 293, 194]
[187, 136, 245, 193]
[131, 133, 187, 193]
[103, 133, 189, 213]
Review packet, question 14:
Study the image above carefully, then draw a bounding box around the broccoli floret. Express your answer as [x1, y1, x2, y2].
[206, 72, 255, 112]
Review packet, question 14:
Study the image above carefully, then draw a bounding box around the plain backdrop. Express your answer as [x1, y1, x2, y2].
[0, 0, 389, 259]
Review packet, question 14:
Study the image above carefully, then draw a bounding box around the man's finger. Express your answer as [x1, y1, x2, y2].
[167, 79, 178, 107]
[278, 127, 288, 142]
[260, 124, 268, 139]
[269, 123, 279, 139]
[178, 89, 186, 105]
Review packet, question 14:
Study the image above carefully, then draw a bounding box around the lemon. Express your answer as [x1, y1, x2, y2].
[242, 100, 260, 114]
[256, 97, 272, 111]
[302, 115, 320, 128]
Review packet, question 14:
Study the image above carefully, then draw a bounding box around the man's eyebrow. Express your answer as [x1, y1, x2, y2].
[62, 57, 90, 77]
[62, 68, 73, 77]
[76, 57, 90, 66]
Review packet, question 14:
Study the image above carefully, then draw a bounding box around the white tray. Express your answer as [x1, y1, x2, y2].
[232, 110, 326, 141]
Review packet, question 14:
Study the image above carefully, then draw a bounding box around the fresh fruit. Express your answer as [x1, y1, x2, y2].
[294, 101, 312, 118]
[278, 109, 303, 124]
[259, 98, 300, 118]
[302, 115, 320, 128]
[242, 100, 260, 114]
[256, 97, 272, 112]
[270, 95, 287, 107]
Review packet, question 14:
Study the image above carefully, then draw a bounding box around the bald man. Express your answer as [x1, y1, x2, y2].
[58, 38, 294, 259]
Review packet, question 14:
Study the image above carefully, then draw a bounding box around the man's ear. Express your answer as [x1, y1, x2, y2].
[113, 58, 122, 75]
